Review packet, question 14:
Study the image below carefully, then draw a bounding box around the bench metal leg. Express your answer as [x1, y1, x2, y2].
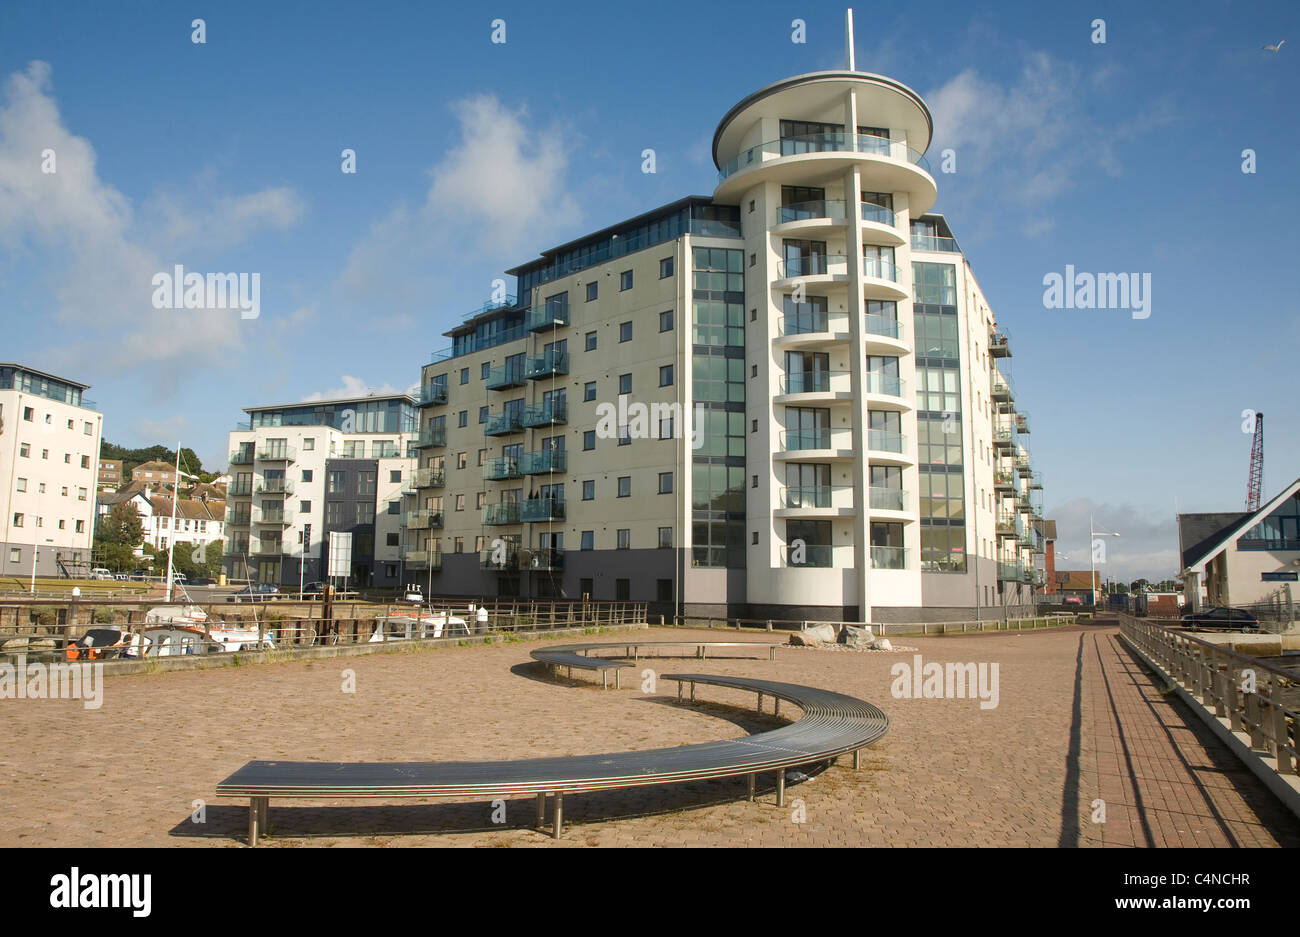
[747, 774, 755, 802]
[757, 692, 763, 713]
[248, 797, 264, 847]
[536, 792, 546, 828]
[678, 681, 683, 700]
[775, 770, 785, 807]
[853, 749, 861, 770]
[615, 668, 621, 689]
[690, 682, 695, 701]
[602, 670, 608, 689]
[259, 797, 270, 835]
[769, 647, 776, 661]
[553, 791, 564, 839]
[774, 699, 780, 717]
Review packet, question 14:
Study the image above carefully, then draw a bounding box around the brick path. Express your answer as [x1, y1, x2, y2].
[1, 625, 1296, 847]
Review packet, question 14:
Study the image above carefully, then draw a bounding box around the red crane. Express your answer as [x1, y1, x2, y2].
[1247, 412, 1264, 512]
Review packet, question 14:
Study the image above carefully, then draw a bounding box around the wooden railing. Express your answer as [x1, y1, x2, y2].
[1119, 613, 1297, 777]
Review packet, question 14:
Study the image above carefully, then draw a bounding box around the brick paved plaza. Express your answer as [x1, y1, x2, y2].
[3, 624, 1297, 847]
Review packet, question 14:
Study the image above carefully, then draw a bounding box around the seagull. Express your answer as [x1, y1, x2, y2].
[1262, 39, 1286, 52]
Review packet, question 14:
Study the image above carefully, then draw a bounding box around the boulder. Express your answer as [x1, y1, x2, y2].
[788, 632, 821, 647]
[803, 623, 838, 644]
[839, 625, 874, 647]
[871, 637, 893, 651]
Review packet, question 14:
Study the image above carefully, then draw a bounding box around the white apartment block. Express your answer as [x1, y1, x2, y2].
[0, 364, 103, 577]
[399, 65, 1045, 623]
[222, 395, 418, 588]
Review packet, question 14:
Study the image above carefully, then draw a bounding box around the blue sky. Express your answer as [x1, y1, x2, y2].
[1, 0, 1296, 582]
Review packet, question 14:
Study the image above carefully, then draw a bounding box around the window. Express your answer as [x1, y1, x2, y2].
[22, 407, 32, 421]
[7, 549, 17, 563]
[582, 481, 595, 500]
[619, 321, 633, 342]
[64, 453, 71, 464]
[660, 257, 673, 278]
[453, 537, 464, 554]
[583, 430, 595, 450]
[303, 437, 315, 451]
[658, 472, 672, 494]
[42, 450, 48, 459]
[12, 513, 23, 527]
[455, 494, 466, 511]
[358, 471, 376, 495]
[458, 368, 469, 384]
[326, 502, 343, 525]
[617, 529, 630, 550]
[617, 476, 631, 498]
[616, 578, 630, 600]
[386, 532, 399, 547]
[458, 410, 468, 427]
[75, 520, 85, 533]
[658, 527, 672, 548]
[583, 381, 596, 401]
[390, 470, 402, 483]
[83, 422, 92, 435]
[328, 471, 346, 493]
[619, 373, 632, 395]
[618, 425, 631, 446]
[660, 310, 673, 332]
[386, 500, 398, 514]
[77, 488, 87, 501]
[586, 282, 598, 302]
[302, 469, 313, 482]
[475, 448, 486, 466]
[585, 331, 597, 351]
[358, 504, 375, 524]
[481, 361, 491, 380]
[457, 452, 467, 469]
[16, 478, 25, 492]
[581, 531, 594, 551]
[476, 492, 486, 509]
[619, 270, 633, 291]
[478, 406, 488, 424]
[659, 365, 673, 387]
[19, 444, 28, 458]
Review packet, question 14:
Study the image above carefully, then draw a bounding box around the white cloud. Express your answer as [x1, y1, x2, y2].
[301, 375, 416, 402]
[0, 61, 305, 390]
[1050, 497, 1179, 585]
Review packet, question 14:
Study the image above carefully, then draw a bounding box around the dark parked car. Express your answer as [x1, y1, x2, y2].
[189, 577, 216, 586]
[1180, 606, 1259, 631]
[301, 581, 325, 596]
[225, 584, 281, 603]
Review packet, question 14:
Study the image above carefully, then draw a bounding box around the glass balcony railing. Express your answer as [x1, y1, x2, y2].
[484, 411, 524, 436]
[485, 365, 527, 390]
[718, 132, 931, 182]
[252, 507, 294, 526]
[864, 314, 902, 340]
[870, 546, 908, 570]
[404, 510, 444, 530]
[1015, 412, 1030, 434]
[994, 470, 1016, 489]
[861, 203, 897, 227]
[526, 547, 565, 571]
[778, 310, 831, 336]
[991, 378, 1012, 400]
[990, 331, 1010, 357]
[481, 548, 519, 570]
[250, 542, 287, 556]
[230, 449, 254, 465]
[416, 426, 447, 448]
[225, 511, 251, 527]
[520, 450, 567, 474]
[997, 562, 1023, 581]
[780, 428, 831, 450]
[417, 384, 448, 407]
[227, 479, 253, 497]
[484, 458, 521, 481]
[781, 543, 834, 567]
[525, 351, 569, 380]
[869, 487, 907, 512]
[778, 370, 839, 394]
[482, 503, 520, 525]
[778, 198, 846, 224]
[520, 497, 565, 523]
[779, 485, 849, 509]
[996, 513, 1018, 534]
[521, 401, 567, 427]
[861, 258, 900, 282]
[911, 234, 959, 252]
[776, 254, 848, 279]
[255, 446, 295, 462]
[402, 548, 442, 570]
[413, 467, 445, 489]
[255, 478, 294, 496]
[526, 304, 569, 332]
[866, 429, 905, 453]
[865, 372, 905, 397]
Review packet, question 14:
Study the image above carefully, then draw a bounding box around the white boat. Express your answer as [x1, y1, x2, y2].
[369, 610, 469, 642]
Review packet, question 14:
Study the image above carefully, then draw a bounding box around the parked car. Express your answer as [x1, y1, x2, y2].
[225, 584, 280, 603]
[88, 567, 113, 581]
[189, 577, 216, 586]
[114, 573, 129, 581]
[301, 581, 325, 596]
[1062, 595, 1083, 606]
[128, 568, 151, 581]
[1180, 606, 1259, 631]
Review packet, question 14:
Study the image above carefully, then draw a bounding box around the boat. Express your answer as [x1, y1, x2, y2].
[369, 609, 470, 642]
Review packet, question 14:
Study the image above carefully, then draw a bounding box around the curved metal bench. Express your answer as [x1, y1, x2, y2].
[217, 657, 886, 844]
[530, 640, 781, 688]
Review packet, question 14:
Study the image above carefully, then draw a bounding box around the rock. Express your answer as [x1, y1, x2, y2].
[788, 632, 821, 647]
[839, 625, 874, 647]
[871, 637, 893, 651]
[803, 623, 838, 644]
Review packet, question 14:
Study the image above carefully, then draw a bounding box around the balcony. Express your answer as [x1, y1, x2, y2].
[1015, 494, 1032, 514]
[1029, 471, 1043, 490]
[405, 510, 444, 530]
[227, 479, 253, 497]
[417, 384, 448, 407]
[777, 198, 846, 226]
[525, 547, 564, 571]
[994, 470, 1016, 490]
[482, 503, 521, 525]
[252, 507, 294, 526]
[521, 401, 567, 427]
[484, 411, 523, 436]
[911, 234, 959, 252]
[868, 487, 907, 512]
[1029, 568, 1046, 587]
[255, 478, 294, 496]
[993, 426, 1015, 449]
[525, 351, 569, 380]
[224, 511, 250, 527]
[997, 562, 1024, 582]
[996, 513, 1018, 538]
[1014, 412, 1030, 434]
[778, 370, 837, 395]
[870, 546, 908, 570]
[861, 257, 900, 282]
[781, 543, 834, 568]
[485, 364, 527, 391]
[866, 429, 906, 454]
[413, 467, 445, 489]
[526, 303, 568, 333]
[250, 542, 287, 556]
[861, 202, 897, 228]
[484, 457, 521, 481]
[1014, 454, 1031, 473]
[865, 372, 906, 398]
[416, 426, 447, 448]
[776, 486, 855, 517]
[716, 132, 935, 212]
[776, 254, 848, 280]
[255, 446, 295, 463]
[481, 547, 520, 570]
[230, 448, 254, 466]
[864, 314, 903, 341]
[402, 549, 442, 570]
[991, 378, 1011, 402]
[990, 331, 1010, 358]
[775, 309, 851, 346]
[520, 497, 565, 523]
[520, 450, 567, 474]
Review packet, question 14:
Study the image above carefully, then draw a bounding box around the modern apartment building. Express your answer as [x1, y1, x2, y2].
[222, 394, 418, 588]
[401, 66, 1045, 622]
[0, 364, 103, 577]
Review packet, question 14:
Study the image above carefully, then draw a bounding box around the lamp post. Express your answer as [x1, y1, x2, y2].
[1090, 514, 1120, 609]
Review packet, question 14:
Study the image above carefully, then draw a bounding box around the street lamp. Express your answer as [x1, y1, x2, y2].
[1090, 514, 1120, 608]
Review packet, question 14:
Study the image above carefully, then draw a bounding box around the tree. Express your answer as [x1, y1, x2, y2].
[98, 501, 144, 546]
[96, 542, 136, 572]
[1129, 578, 1150, 594]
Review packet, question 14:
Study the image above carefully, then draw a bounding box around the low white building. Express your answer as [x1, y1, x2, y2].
[96, 486, 226, 556]
[1178, 477, 1300, 611]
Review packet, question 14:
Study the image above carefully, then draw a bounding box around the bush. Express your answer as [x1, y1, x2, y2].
[92, 608, 114, 624]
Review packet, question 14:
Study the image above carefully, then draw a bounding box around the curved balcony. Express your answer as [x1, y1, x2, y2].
[866, 429, 910, 466]
[868, 487, 908, 514]
[775, 370, 852, 404]
[774, 310, 850, 348]
[774, 427, 854, 461]
[862, 257, 908, 300]
[860, 203, 904, 246]
[864, 313, 909, 354]
[780, 543, 835, 568]
[775, 485, 854, 518]
[864, 372, 909, 410]
[774, 254, 850, 289]
[773, 199, 848, 237]
[870, 546, 908, 570]
[716, 132, 936, 213]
